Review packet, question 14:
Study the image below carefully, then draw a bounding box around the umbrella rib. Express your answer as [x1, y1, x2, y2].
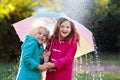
[39, 18, 56, 24]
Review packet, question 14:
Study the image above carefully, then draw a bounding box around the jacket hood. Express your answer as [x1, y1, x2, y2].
[25, 35, 38, 42]
[21, 35, 43, 49]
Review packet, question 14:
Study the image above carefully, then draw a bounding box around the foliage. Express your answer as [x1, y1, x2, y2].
[0, 53, 120, 80]
[88, 0, 120, 52]
[74, 72, 120, 80]
[0, 0, 38, 21]
[100, 54, 120, 66]
[103, 72, 120, 80]
[0, 62, 18, 80]
[0, 0, 60, 62]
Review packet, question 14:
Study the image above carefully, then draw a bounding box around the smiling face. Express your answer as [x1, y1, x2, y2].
[59, 21, 71, 38]
[36, 28, 48, 44]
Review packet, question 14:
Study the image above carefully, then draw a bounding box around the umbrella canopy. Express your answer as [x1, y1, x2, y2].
[13, 12, 94, 58]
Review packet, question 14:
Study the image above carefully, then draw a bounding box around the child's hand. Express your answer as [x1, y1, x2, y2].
[46, 51, 51, 56]
[43, 51, 51, 63]
[44, 62, 55, 69]
[38, 65, 47, 71]
[43, 51, 51, 57]
[44, 62, 56, 72]
[48, 68, 56, 71]
[51, 58, 56, 62]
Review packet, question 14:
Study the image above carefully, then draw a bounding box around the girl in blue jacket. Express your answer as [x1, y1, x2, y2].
[16, 26, 49, 80]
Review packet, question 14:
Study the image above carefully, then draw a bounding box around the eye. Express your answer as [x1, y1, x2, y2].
[60, 25, 64, 28]
[43, 34, 47, 37]
[66, 26, 70, 28]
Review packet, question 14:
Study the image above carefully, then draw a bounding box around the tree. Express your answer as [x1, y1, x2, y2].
[89, 0, 120, 53]
[0, 0, 60, 62]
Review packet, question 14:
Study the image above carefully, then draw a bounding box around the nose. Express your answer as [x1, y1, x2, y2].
[63, 27, 67, 31]
[41, 35, 44, 37]
[62, 26, 66, 29]
[38, 34, 43, 38]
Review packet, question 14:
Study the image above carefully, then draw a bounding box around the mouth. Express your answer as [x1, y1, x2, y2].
[62, 31, 68, 34]
[38, 38, 44, 42]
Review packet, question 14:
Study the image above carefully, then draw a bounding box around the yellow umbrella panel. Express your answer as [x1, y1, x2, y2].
[75, 33, 94, 58]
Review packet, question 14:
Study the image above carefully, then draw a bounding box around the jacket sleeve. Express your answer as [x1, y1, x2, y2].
[21, 41, 39, 70]
[54, 42, 77, 70]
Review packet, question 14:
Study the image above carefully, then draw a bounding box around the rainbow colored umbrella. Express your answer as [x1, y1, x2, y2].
[13, 12, 94, 58]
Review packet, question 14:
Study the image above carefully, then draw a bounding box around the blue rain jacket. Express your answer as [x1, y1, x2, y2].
[16, 35, 44, 80]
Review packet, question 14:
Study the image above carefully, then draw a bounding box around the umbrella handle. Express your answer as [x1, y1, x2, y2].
[49, 35, 55, 51]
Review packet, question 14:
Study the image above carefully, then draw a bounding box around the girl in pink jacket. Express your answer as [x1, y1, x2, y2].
[44, 18, 79, 80]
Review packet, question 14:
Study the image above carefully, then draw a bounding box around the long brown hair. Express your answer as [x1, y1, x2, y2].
[53, 18, 78, 43]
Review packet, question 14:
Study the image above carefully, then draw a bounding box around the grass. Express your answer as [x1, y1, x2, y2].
[0, 62, 18, 80]
[103, 71, 120, 80]
[74, 71, 120, 80]
[0, 53, 120, 80]
[99, 54, 120, 66]
[74, 53, 120, 80]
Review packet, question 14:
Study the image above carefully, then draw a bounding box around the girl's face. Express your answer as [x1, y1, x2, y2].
[59, 21, 71, 38]
[36, 28, 48, 44]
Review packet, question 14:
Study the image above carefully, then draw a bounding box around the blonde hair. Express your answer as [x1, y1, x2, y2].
[29, 26, 50, 43]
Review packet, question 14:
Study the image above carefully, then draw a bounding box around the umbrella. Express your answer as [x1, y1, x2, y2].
[13, 12, 94, 58]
